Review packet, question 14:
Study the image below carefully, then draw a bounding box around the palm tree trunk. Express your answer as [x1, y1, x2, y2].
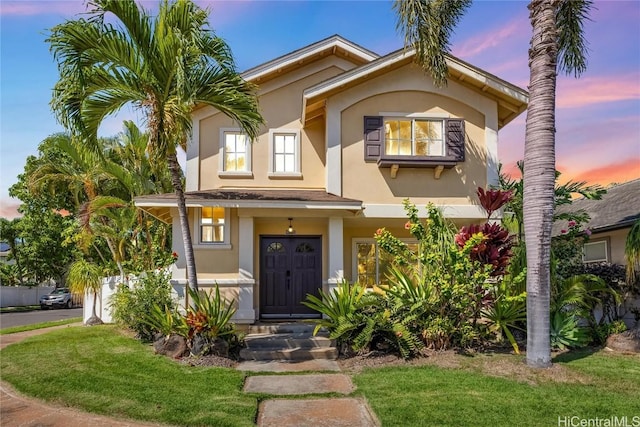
[167, 152, 198, 293]
[524, 0, 559, 368]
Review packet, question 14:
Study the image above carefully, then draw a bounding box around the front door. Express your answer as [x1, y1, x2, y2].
[260, 236, 322, 318]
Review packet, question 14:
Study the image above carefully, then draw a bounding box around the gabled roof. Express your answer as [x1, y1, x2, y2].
[241, 34, 379, 84]
[553, 179, 640, 234]
[302, 45, 528, 128]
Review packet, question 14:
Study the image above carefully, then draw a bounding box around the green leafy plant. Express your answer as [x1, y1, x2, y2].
[110, 269, 175, 341]
[303, 281, 374, 349]
[482, 272, 527, 353]
[186, 285, 237, 340]
[140, 303, 187, 339]
[550, 310, 590, 350]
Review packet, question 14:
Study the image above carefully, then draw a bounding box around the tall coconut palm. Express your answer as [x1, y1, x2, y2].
[47, 0, 264, 294]
[394, 0, 592, 367]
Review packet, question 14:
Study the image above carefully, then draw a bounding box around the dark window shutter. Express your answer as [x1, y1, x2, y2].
[364, 116, 383, 162]
[445, 118, 465, 162]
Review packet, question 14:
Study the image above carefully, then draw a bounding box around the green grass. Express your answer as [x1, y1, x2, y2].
[354, 351, 640, 427]
[0, 318, 82, 334]
[0, 326, 256, 427]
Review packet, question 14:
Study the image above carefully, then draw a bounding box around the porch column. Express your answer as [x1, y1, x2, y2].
[236, 216, 256, 323]
[170, 208, 186, 280]
[327, 217, 344, 294]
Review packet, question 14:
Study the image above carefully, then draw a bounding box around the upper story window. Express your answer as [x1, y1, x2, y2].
[269, 129, 301, 178]
[384, 118, 445, 157]
[364, 116, 465, 175]
[200, 207, 226, 243]
[583, 240, 608, 263]
[219, 129, 251, 177]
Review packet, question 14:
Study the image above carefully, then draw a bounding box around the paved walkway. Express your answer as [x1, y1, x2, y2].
[1, 325, 380, 427]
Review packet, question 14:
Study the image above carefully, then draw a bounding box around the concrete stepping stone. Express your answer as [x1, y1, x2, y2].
[244, 374, 354, 395]
[258, 398, 379, 427]
[237, 359, 340, 372]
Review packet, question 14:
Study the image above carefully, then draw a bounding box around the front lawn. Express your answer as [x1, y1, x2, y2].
[2, 326, 638, 427]
[354, 350, 640, 427]
[0, 326, 256, 427]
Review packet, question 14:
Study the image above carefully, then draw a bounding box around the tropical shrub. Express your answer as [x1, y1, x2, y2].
[550, 310, 590, 350]
[482, 271, 527, 354]
[375, 201, 494, 351]
[186, 285, 237, 340]
[110, 269, 175, 341]
[303, 281, 376, 352]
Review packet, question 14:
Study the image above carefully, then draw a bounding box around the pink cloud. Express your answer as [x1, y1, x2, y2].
[562, 158, 640, 187]
[0, 1, 85, 16]
[0, 198, 21, 219]
[557, 74, 640, 108]
[453, 17, 527, 59]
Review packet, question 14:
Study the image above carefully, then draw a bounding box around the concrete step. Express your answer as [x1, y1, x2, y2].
[239, 346, 338, 361]
[247, 322, 321, 335]
[244, 333, 334, 350]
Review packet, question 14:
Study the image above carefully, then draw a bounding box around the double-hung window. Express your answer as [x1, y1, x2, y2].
[219, 129, 251, 176]
[200, 207, 226, 244]
[384, 118, 445, 157]
[269, 129, 301, 177]
[354, 239, 419, 287]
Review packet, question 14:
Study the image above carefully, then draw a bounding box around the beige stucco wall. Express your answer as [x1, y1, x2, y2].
[339, 65, 488, 206]
[192, 208, 239, 278]
[590, 227, 630, 265]
[197, 58, 357, 190]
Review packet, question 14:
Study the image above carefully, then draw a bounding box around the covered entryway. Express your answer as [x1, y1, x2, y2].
[260, 236, 322, 318]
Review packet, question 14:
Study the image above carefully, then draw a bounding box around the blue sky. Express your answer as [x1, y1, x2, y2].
[1, 0, 639, 218]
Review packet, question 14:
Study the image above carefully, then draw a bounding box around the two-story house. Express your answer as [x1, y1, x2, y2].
[135, 35, 528, 323]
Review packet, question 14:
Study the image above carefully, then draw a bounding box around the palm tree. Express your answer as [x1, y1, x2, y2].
[394, 0, 592, 367]
[67, 258, 104, 325]
[47, 0, 264, 294]
[625, 219, 640, 286]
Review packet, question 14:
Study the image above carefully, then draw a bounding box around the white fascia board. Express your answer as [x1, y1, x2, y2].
[242, 37, 379, 83]
[304, 49, 412, 100]
[303, 47, 527, 105]
[362, 203, 494, 219]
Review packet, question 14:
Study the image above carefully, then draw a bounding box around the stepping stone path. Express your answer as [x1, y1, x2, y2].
[237, 322, 380, 427]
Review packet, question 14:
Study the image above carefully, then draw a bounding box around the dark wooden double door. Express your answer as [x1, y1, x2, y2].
[260, 236, 322, 318]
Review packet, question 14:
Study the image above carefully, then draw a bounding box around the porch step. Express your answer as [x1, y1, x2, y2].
[240, 322, 338, 361]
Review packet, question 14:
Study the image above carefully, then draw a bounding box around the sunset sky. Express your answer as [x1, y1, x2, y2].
[1, 0, 639, 219]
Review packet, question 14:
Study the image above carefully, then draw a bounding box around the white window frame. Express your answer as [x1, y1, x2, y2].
[218, 128, 252, 178]
[268, 129, 302, 178]
[352, 238, 418, 286]
[193, 207, 232, 249]
[583, 239, 608, 263]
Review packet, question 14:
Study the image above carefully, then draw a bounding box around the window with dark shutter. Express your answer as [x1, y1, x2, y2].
[364, 115, 466, 177]
[445, 118, 465, 162]
[363, 116, 383, 162]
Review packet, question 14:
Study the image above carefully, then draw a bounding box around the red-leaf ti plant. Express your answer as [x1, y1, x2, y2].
[455, 187, 515, 276]
[477, 187, 513, 220]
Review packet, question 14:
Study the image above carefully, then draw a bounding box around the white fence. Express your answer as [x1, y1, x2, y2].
[83, 274, 185, 324]
[0, 286, 55, 307]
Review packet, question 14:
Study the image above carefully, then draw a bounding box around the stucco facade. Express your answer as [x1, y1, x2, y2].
[136, 35, 528, 322]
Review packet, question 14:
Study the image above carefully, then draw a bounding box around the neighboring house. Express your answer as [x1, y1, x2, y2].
[0, 242, 11, 265]
[554, 179, 640, 266]
[135, 35, 528, 323]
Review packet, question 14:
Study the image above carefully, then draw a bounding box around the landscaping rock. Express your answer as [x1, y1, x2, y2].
[190, 335, 229, 357]
[155, 334, 188, 358]
[606, 328, 640, 353]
